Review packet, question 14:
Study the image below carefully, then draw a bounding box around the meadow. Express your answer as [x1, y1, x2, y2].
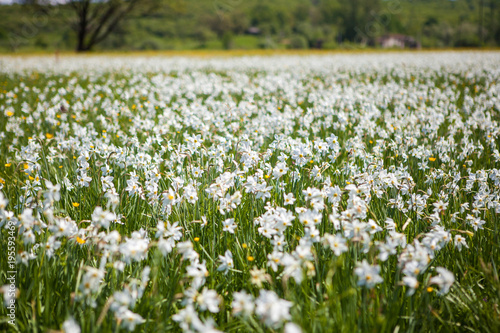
[0, 51, 500, 332]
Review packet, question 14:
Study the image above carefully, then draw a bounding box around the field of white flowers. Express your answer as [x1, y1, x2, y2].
[1, 51, 500, 332]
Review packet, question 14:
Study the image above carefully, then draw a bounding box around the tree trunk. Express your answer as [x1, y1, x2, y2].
[74, 0, 91, 52]
[76, 19, 88, 51]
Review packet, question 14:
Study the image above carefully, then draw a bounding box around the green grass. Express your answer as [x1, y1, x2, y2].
[0, 53, 499, 332]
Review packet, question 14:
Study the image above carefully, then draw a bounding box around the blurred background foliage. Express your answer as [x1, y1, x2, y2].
[1, 0, 500, 52]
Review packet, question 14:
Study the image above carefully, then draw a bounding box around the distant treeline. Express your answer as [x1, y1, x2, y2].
[1, 0, 499, 52]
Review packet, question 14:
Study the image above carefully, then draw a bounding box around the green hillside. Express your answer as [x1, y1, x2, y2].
[1, 0, 499, 52]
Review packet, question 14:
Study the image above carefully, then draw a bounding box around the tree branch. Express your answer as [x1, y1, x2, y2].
[87, 0, 141, 49]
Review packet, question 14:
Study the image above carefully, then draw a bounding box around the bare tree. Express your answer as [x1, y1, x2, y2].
[26, 0, 159, 52]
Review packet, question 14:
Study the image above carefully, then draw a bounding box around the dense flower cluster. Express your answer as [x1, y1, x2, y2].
[0, 51, 499, 332]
